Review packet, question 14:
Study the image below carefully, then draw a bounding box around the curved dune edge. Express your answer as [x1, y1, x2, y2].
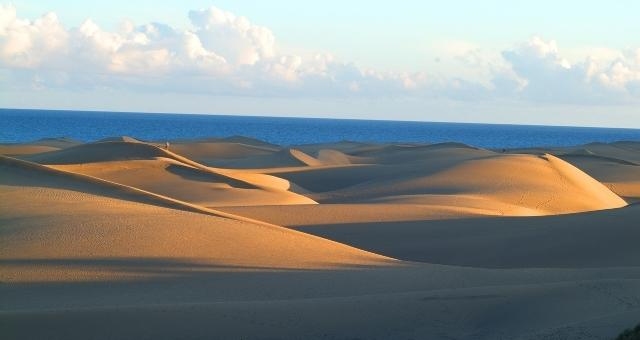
[0, 137, 80, 156]
[0, 155, 319, 233]
[167, 141, 278, 161]
[289, 148, 323, 166]
[21, 141, 317, 203]
[304, 152, 627, 216]
[0, 155, 318, 235]
[12, 138, 631, 216]
[50, 158, 315, 207]
[0, 156, 397, 282]
[542, 153, 627, 209]
[3, 137, 640, 340]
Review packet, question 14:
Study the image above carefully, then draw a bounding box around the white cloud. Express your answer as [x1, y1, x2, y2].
[188, 7, 275, 65]
[0, 4, 428, 97]
[0, 5, 638, 108]
[0, 5, 67, 68]
[498, 36, 640, 104]
[594, 48, 640, 90]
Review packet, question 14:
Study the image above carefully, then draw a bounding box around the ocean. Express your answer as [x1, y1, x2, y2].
[2, 108, 640, 149]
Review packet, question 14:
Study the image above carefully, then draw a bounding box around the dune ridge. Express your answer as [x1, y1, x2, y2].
[2, 136, 639, 340]
[0, 155, 393, 283]
[21, 140, 316, 206]
[0, 155, 317, 227]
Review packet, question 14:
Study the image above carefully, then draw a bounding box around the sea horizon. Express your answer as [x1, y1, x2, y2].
[4, 107, 640, 130]
[3, 108, 640, 149]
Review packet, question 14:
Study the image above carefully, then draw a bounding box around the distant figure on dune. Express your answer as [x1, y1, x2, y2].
[165, 141, 170, 150]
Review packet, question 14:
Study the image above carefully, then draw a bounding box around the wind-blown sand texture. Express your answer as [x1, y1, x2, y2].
[2, 137, 639, 339]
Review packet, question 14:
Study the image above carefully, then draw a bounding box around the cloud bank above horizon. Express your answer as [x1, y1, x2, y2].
[1, 3, 639, 127]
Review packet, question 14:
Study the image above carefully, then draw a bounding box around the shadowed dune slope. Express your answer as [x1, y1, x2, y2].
[19, 141, 316, 206]
[168, 142, 278, 162]
[205, 148, 324, 168]
[291, 204, 640, 268]
[17, 139, 630, 214]
[561, 156, 640, 201]
[22, 141, 170, 164]
[0, 157, 392, 283]
[50, 158, 315, 207]
[276, 152, 626, 215]
[2, 137, 640, 340]
[0, 144, 59, 156]
[0, 137, 81, 156]
[220, 203, 490, 227]
[511, 142, 640, 201]
[97, 136, 143, 143]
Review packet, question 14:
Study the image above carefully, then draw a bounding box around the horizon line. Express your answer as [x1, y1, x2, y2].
[2, 107, 640, 131]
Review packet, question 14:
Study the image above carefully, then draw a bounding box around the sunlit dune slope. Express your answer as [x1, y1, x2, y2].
[21, 141, 316, 206]
[513, 141, 640, 201]
[0, 156, 392, 283]
[274, 147, 626, 215]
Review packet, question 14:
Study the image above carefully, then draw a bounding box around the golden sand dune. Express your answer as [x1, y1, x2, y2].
[303, 204, 640, 268]
[559, 150, 640, 201]
[349, 142, 492, 163]
[220, 203, 492, 227]
[512, 141, 640, 201]
[97, 136, 143, 143]
[0, 156, 390, 283]
[0, 137, 80, 156]
[315, 149, 360, 165]
[19, 141, 315, 206]
[51, 158, 315, 207]
[562, 157, 640, 201]
[275, 152, 626, 216]
[169, 141, 277, 161]
[213, 148, 362, 169]
[288, 148, 359, 167]
[293, 140, 375, 153]
[205, 148, 312, 168]
[2, 137, 640, 340]
[23, 140, 170, 164]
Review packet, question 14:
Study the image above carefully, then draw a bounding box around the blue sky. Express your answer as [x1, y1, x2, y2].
[2, 1, 640, 127]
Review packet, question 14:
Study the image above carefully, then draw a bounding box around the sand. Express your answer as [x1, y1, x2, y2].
[2, 137, 639, 339]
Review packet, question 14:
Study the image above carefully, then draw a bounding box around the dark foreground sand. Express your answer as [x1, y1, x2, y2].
[1, 137, 639, 339]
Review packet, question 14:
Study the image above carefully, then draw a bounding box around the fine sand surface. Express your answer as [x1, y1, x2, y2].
[2, 138, 640, 340]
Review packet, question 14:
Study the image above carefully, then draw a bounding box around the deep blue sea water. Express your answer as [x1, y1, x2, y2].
[2, 108, 640, 149]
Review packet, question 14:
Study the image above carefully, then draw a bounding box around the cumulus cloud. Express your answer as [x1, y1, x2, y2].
[0, 4, 638, 106]
[0, 5, 67, 68]
[498, 36, 640, 103]
[188, 7, 275, 65]
[0, 4, 427, 97]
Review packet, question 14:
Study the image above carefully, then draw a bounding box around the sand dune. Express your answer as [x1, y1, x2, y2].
[50, 158, 315, 207]
[293, 140, 376, 153]
[168, 141, 278, 162]
[0, 144, 60, 156]
[0, 137, 80, 156]
[220, 203, 493, 227]
[290, 204, 640, 268]
[2, 136, 640, 340]
[0, 156, 390, 283]
[274, 152, 626, 216]
[19, 141, 315, 206]
[97, 136, 144, 143]
[510, 141, 640, 201]
[205, 148, 311, 168]
[219, 135, 281, 148]
[22, 140, 170, 164]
